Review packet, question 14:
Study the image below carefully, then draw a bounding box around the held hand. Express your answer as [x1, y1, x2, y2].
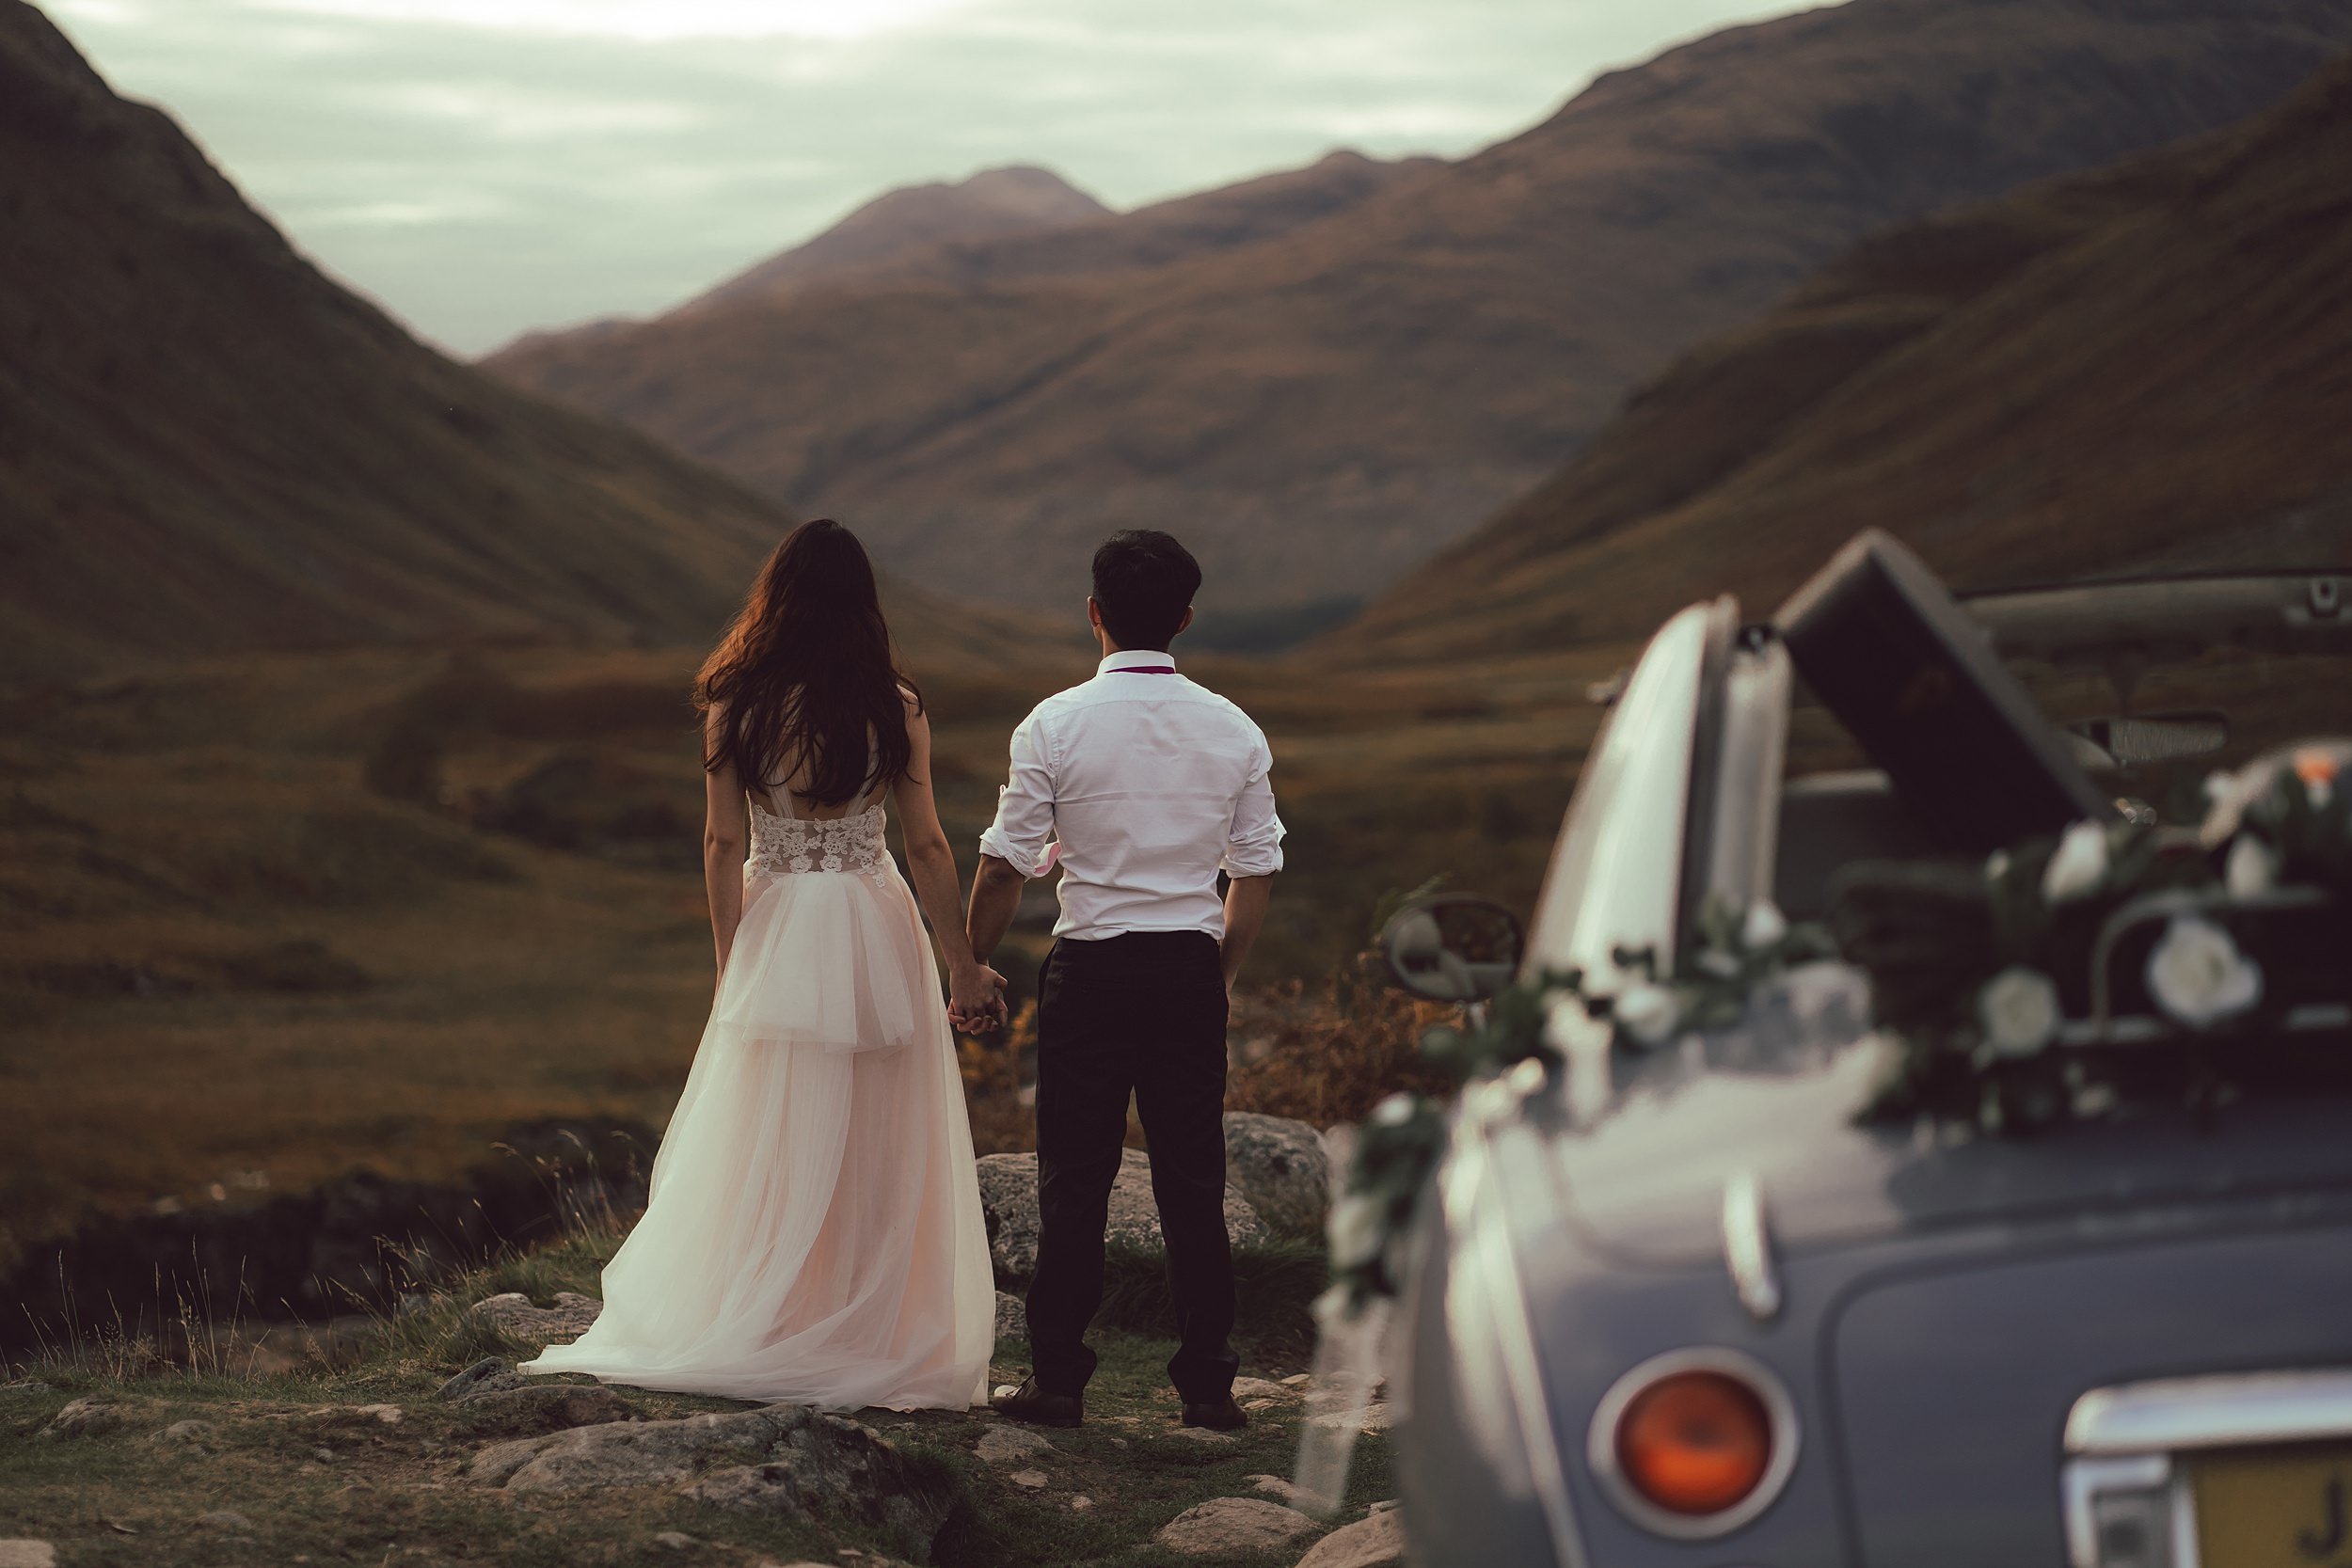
[948, 962, 1009, 1035]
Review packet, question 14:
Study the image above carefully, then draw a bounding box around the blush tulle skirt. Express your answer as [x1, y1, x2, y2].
[520, 858, 995, 1409]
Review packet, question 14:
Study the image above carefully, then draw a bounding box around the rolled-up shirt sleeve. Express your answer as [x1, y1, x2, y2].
[977, 709, 1057, 878]
[1221, 733, 1286, 877]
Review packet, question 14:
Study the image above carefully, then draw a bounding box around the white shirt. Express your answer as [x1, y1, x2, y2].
[978, 649, 1285, 941]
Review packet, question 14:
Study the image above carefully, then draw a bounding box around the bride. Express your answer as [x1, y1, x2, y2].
[524, 518, 1004, 1409]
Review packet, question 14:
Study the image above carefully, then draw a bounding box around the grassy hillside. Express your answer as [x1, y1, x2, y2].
[485, 0, 2352, 617]
[0, 0, 1041, 674]
[1339, 51, 2352, 663]
[0, 624, 1618, 1272]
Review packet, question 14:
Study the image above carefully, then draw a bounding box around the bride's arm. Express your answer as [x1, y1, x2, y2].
[893, 695, 1006, 1027]
[702, 709, 750, 984]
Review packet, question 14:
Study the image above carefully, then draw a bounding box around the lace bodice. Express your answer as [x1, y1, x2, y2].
[747, 799, 892, 884]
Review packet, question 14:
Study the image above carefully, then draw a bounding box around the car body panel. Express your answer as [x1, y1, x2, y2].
[1389, 562, 2352, 1567]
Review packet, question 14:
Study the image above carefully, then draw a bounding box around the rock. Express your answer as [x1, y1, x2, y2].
[652, 1532, 698, 1549]
[683, 1444, 951, 1562]
[39, 1399, 122, 1438]
[157, 1419, 216, 1445]
[456, 1383, 639, 1434]
[1009, 1468, 1049, 1490]
[1069, 1496, 1094, 1513]
[1231, 1377, 1297, 1402]
[0, 1544, 56, 1568]
[1168, 1424, 1239, 1445]
[993, 1291, 1027, 1340]
[1295, 1507, 1407, 1568]
[472, 1404, 949, 1561]
[976, 1148, 1268, 1279]
[1368, 1498, 1399, 1515]
[1223, 1113, 1330, 1239]
[1247, 1473, 1303, 1504]
[1307, 1402, 1392, 1435]
[974, 1425, 1052, 1465]
[438, 1356, 529, 1402]
[469, 1291, 604, 1345]
[1280, 1372, 1312, 1387]
[196, 1511, 254, 1532]
[1155, 1497, 1315, 1555]
[344, 1403, 403, 1423]
[1244, 1399, 1277, 1411]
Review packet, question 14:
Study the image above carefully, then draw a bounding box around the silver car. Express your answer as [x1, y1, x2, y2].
[1376, 531, 2352, 1568]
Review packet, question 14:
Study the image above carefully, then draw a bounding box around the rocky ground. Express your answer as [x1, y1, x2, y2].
[0, 1117, 1399, 1567]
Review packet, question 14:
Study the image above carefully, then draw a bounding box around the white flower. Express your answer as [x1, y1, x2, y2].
[1371, 1093, 1417, 1128]
[2042, 821, 2110, 904]
[1327, 1195, 1384, 1271]
[1977, 966, 2060, 1058]
[2146, 914, 2263, 1029]
[819, 853, 843, 873]
[788, 855, 813, 873]
[1741, 900, 1788, 952]
[2225, 835, 2280, 899]
[1613, 982, 1679, 1047]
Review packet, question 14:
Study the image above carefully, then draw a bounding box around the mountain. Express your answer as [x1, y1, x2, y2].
[1336, 52, 2352, 664]
[483, 0, 2352, 619]
[679, 165, 1111, 315]
[0, 2, 1036, 677]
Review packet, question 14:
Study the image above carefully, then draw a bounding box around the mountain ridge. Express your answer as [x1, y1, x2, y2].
[483, 0, 2352, 616]
[0, 0, 1041, 677]
[1334, 49, 2352, 663]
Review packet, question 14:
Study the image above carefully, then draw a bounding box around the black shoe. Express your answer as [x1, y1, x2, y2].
[991, 1376, 1083, 1429]
[1181, 1396, 1248, 1431]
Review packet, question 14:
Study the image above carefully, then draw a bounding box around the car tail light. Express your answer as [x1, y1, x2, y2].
[1590, 1349, 1801, 1539]
[1616, 1370, 1773, 1514]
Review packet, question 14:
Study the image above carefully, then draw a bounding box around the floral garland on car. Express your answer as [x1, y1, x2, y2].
[1321, 744, 2352, 1315]
[1843, 744, 2352, 1133]
[1321, 900, 1833, 1319]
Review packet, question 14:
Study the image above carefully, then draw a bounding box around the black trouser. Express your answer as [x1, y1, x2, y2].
[1025, 929, 1238, 1402]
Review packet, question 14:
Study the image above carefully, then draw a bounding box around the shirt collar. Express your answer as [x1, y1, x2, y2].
[1099, 649, 1178, 674]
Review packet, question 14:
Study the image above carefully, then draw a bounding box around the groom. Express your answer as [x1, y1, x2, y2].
[965, 530, 1284, 1431]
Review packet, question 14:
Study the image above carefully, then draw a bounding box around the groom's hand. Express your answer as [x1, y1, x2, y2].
[948, 964, 1010, 1035]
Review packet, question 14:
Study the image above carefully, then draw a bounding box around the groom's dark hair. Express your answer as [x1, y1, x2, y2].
[1090, 530, 1201, 651]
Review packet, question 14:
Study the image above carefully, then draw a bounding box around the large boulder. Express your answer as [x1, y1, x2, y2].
[469, 1291, 603, 1346]
[1155, 1497, 1315, 1555]
[976, 1148, 1268, 1279]
[454, 1383, 639, 1435]
[36, 1399, 122, 1439]
[469, 1404, 950, 1560]
[1296, 1508, 1407, 1568]
[1223, 1113, 1330, 1240]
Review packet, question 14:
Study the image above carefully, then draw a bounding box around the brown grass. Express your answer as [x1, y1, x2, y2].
[3, 626, 1589, 1271]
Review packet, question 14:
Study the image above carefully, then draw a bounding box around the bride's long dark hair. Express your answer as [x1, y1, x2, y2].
[695, 519, 920, 807]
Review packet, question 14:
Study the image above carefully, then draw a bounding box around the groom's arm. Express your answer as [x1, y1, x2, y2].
[1219, 873, 1275, 997]
[970, 710, 1054, 966]
[967, 855, 1026, 968]
[1218, 728, 1286, 997]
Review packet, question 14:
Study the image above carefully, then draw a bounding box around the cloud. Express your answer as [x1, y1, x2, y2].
[45, 0, 1806, 356]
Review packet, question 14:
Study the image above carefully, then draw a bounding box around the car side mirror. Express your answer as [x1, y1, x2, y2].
[1378, 895, 1524, 1003]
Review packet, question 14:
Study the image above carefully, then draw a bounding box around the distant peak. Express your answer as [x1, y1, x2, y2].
[956, 164, 1111, 214]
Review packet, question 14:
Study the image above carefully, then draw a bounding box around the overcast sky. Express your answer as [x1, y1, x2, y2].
[47, 0, 1805, 357]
